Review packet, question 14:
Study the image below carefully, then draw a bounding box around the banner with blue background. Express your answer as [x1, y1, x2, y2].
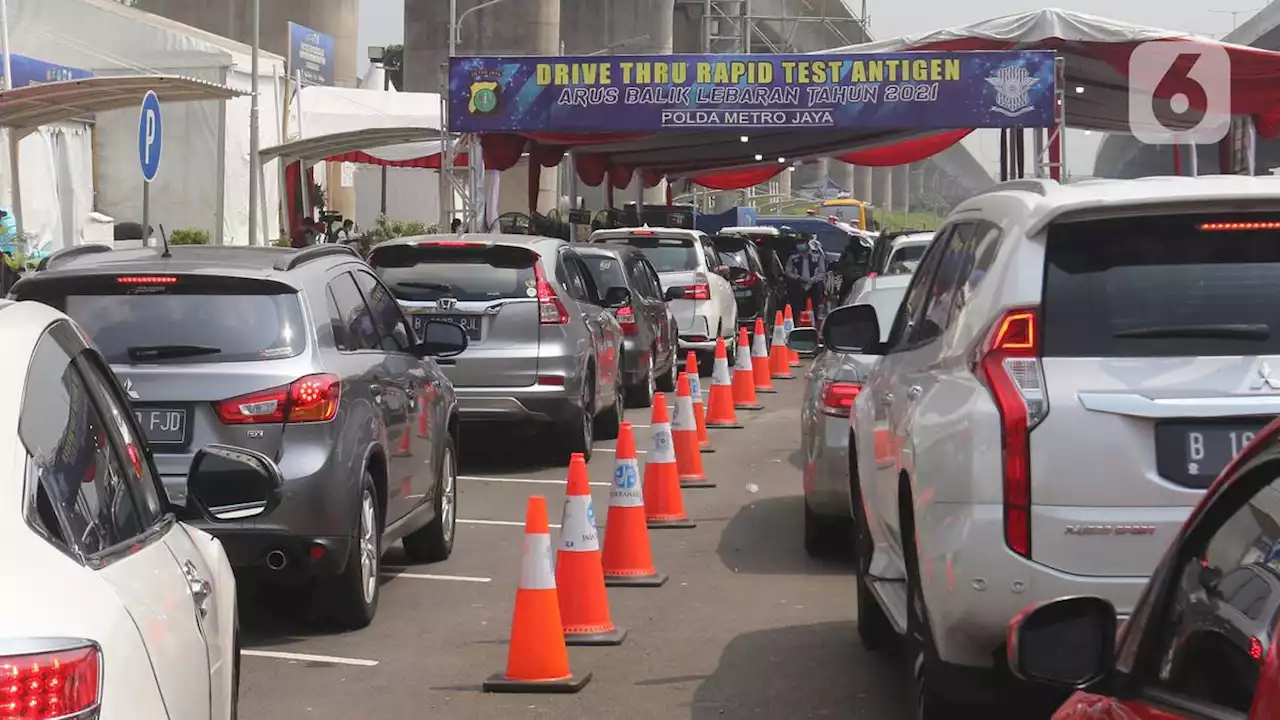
[288, 21, 335, 86]
[449, 51, 1057, 134]
[0, 54, 92, 89]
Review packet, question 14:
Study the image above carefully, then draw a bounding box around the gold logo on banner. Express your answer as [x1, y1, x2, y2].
[469, 81, 499, 114]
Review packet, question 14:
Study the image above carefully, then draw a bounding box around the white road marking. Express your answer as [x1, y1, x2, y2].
[460, 518, 561, 528]
[460, 475, 608, 487]
[381, 570, 492, 583]
[241, 649, 379, 668]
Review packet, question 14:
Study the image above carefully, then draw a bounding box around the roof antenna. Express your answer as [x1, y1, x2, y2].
[158, 224, 171, 258]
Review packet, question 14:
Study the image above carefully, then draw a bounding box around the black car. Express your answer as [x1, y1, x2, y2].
[576, 244, 680, 408]
[711, 233, 786, 331]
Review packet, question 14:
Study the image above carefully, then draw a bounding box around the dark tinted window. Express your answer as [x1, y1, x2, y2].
[20, 328, 146, 556]
[607, 237, 699, 273]
[580, 255, 629, 292]
[627, 259, 660, 300]
[568, 255, 603, 305]
[329, 273, 380, 351]
[30, 277, 306, 364]
[886, 227, 951, 350]
[353, 270, 413, 353]
[1044, 214, 1280, 357]
[558, 254, 590, 301]
[368, 243, 537, 302]
[887, 242, 928, 266]
[77, 352, 165, 523]
[712, 239, 761, 272]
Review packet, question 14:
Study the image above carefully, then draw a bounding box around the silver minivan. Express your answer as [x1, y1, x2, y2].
[369, 234, 625, 461]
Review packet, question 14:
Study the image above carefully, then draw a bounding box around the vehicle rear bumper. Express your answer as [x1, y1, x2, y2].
[196, 527, 353, 580]
[918, 502, 1148, 668]
[454, 385, 578, 424]
[804, 415, 851, 517]
[678, 337, 718, 353]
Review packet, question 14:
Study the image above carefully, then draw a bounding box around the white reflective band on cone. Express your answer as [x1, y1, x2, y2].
[611, 458, 644, 507]
[712, 355, 732, 385]
[689, 374, 702, 398]
[772, 323, 786, 345]
[519, 533, 556, 590]
[735, 342, 754, 371]
[559, 494, 599, 552]
[650, 422, 677, 463]
[672, 394, 697, 431]
[752, 333, 768, 357]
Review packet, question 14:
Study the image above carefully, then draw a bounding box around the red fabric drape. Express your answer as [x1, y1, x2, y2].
[642, 170, 663, 188]
[480, 134, 527, 171]
[285, 162, 303, 237]
[528, 154, 539, 215]
[836, 129, 973, 167]
[691, 165, 786, 190]
[531, 143, 566, 168]
[575, 152, 608, 187]
[665, 183, 672, 212]
[608, 163, 634, 190]
[326, 149, 471, 169]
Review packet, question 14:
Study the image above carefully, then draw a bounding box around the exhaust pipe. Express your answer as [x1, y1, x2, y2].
[265, 550, 288, 571]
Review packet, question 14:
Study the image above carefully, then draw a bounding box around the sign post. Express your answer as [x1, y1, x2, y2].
[138, 90, 162, 246]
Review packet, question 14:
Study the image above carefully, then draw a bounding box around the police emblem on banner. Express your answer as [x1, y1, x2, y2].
[468, 81, 500, 115]
[985, 66, 1039, 118]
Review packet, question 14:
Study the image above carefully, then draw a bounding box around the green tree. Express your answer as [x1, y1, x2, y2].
[383, 44, 404, 91]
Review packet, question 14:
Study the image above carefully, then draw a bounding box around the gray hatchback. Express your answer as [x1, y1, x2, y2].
[11, 243, 468, 629]
[367, 234, 625, 461]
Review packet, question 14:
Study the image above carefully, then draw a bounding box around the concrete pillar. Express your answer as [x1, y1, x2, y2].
[534, 0, 561, 213]
[833, 161, 856, 196]
[852, 165, 872, 200]
[871, 167, 893, 210]
[891, 165, 910, 214]
[777, 166, 793, 201]
[815, 158, 831, 197]
[712, 191, 738, 213]
[912, 165, 926, 198]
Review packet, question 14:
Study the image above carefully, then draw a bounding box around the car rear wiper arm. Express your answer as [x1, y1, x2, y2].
[1112, 324, 1270, 341]
[396, 281, 454, 291]
[126, 344, 223, 361]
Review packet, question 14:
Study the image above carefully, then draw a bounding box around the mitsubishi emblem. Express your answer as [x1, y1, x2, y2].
[436, 297, 457, 312]
[123, 378, 140, 400]
[1251, 362, 1280, 391]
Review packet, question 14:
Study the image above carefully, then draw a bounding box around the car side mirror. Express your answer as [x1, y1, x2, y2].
[823, 304, 882, 354]
[664, 286, 685, 302]
[788, 327, 820, 355]
[1008, 596, 1117, 689]
[603, 286, 632, 308]
[418, 319, 469, 358]
[186, 444, 284, 522]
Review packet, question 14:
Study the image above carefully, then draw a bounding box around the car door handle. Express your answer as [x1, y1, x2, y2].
[907, 386, 923, 400]
[182, 561, 212, 619]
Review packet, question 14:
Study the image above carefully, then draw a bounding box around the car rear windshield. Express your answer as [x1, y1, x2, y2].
[888, 243, 927, 266]
[712, 239, 751, 269]
[1043, 213, 1280, 357]
[606, 236, 698, 273]
[368, 243, 537, 302]
[18, 275, 304, 364]
[580, 255, 628, 290]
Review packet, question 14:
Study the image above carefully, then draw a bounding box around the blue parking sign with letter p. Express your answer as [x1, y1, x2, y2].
[138, 90, 163, 183]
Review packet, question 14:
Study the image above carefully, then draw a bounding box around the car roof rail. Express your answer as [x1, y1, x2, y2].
[35, 243, 114, 271]
[973, 179, 1056, 198]
[273, 244, 359, 271]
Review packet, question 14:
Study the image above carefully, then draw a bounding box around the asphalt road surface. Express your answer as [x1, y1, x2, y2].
[237, 365, 915, 719]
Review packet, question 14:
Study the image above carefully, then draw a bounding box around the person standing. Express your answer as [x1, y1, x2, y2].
[784, 238, 829, 316]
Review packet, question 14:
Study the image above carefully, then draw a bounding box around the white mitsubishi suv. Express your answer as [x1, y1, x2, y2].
[827, 176, 1280, 716]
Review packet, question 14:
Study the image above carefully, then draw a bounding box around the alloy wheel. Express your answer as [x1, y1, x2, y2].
[358, 490, 378, 605]
[441, 446, 457, 544]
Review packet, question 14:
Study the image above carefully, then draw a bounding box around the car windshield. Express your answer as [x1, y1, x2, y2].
[712, 240, 751, 269]
[606, 236, 699, 273]
[887, 243, 927, 266]
[579, 255, 629, 291]
[368, 243, 537, 302]
[1043, 213, 1280, 357]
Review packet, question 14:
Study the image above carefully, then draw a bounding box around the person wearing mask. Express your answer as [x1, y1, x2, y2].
[784, 238, 829, 316]
[451, 218, 463, 234]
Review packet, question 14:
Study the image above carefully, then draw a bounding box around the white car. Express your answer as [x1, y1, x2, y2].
[588, 227, 738, 362]
[835, 176, 1280, 716]
[0, 299, 283, 719]
[843, 230, 934, 304]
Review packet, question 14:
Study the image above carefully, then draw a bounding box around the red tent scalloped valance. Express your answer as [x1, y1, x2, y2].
[691, 165, 786, 191]
[835, 130, 973, 167]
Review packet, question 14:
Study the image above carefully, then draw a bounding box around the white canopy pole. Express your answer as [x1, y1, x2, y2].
[1, 0, 22, 245]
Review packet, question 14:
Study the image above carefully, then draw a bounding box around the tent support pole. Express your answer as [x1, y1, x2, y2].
[9, 130, 22, 243]
[214, 68, 228, 245]
[636, 171, 643, 220]
[1033, 128, 1045, 178]
[567, 150, 578, 242]
[1054, 56, 1067, 182]
[1189, 141, 1199, 177]
[248, 0, 261, 245]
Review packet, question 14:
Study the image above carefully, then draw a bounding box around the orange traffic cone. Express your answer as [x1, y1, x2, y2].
[601, 423, 667, 587]
[800, 298, 815, 327]
[673, 373, 714, 489]
[705, 338, 742, 428]
[557, 454, 627, 646]
[644, 393, 696, 529]
[770, 310, 793, 380]
[733, 328, 764, 410]
[684, 352, 713, 453]
[484, 496, 592, 693]
[752, 318, 776, 394]
[784, 305, 802, 367]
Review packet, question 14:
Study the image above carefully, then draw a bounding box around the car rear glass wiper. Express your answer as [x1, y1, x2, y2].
[396, 281, 454, 291]
[1112, 324, 1270, 341]
[126, 344, 223, 361]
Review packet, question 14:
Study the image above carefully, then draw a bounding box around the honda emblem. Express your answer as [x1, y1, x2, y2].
[436, 297, 457, 312]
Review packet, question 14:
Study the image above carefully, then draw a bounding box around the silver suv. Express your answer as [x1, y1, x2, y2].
[833, 176, 1280, 715]
[367, 234, 624, 462]
[11, 243, 468, 629]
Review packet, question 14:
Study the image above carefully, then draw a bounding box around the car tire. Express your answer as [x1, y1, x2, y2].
[596, 372, 623, 441]
[627, 352, 656, 408]
[326, 471, 381, 630]
[657, 350, 678, 393]
[903, 498, 970, 719]
[559, 377, 594, 462]
[402, 433, 458, 563]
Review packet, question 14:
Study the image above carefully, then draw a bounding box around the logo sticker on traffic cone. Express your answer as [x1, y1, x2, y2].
[752, 318, 776, 394]
[484, 496, 592, 694]
[557, 454, 627, 646]
[673, 373, 714, 489]
[705, 337, 742, 428]
[800, 298, 815, 327]
[601, 423, 668, 587]
[644, 393, 696, 529]
[733, 328, 764, 410]
[684, 352, 714, 453]
[770, 310, 793, 380]
[784, 305, 802, 367]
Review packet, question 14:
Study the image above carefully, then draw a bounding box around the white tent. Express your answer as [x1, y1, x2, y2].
[7, 0, 286, 246]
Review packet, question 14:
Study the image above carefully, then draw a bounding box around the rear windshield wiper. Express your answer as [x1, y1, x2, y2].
[1112, 324, 1271, 341]
[126, 344, 223, 361]
[395, 281, 454, 291]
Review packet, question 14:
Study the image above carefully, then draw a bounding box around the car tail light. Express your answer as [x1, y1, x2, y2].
[733, 273, 759, 288]
[116, 275, 177, 284]
[532, 262, 568, 324]
[821, 381, 861, 417]
[630, 230, 655, 236]
[1251, 636, 1266, 662]
[0, 642, 101, 719]
[416, 240, 482, 247]
[215, 374, 341, 425]
[615, 305, 638, 336]
[676, 273, 712, 300]
[866, 272, 877, 279]
[974, 307, 1047, 558]
[1198, 221, 1280, 232]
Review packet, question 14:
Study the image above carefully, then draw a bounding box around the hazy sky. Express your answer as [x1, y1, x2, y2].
[356, 0, 1251, 178]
